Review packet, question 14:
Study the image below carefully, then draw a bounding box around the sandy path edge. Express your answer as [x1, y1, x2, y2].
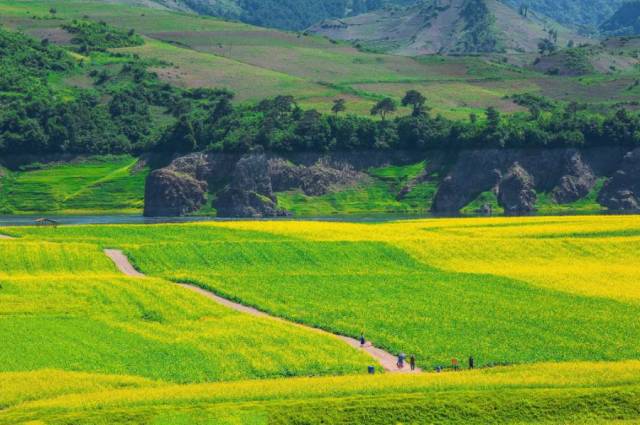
[104, 249, 421, 373]
[0, 234, 14, 240]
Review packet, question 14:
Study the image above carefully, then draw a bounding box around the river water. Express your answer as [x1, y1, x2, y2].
[0, 214, 439, 227]
[0, 210, 632, 227]
[0, 215, 220, 227]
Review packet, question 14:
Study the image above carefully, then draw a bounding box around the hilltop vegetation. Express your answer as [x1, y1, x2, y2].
[1, 0, 640, 216]
[2, 21, 640, 160]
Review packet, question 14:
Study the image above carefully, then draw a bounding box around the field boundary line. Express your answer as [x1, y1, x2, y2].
[103, 249, 420, 374]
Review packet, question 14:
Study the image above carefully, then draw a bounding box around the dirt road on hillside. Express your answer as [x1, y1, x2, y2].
[104, 249, 421, 373]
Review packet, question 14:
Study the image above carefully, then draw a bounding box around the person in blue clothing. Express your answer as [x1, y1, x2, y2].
[360, 333, 366, 347]
[397, 352, 406, 369]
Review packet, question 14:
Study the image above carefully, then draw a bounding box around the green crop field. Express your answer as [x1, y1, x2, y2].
[2, 361, 640, 424]
[0, 156, 147, 215]
[2, 215, 640, 423]
[6, 215, 640, 369]
[0, 238, 373, 384]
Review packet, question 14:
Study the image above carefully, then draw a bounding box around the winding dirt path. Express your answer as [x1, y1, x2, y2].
[104, 249, 420, 373]
[104, 249, 145, 277]
[0, 234, 14, 240]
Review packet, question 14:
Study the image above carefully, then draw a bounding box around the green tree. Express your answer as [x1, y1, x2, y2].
[331, 98, 347, 115]
[161, 115, 197, 153]
[371, 97, 397, 121]
[486, 106, 501, 131]
[401, 90, 428, 117]
[538, 38, 557, 55]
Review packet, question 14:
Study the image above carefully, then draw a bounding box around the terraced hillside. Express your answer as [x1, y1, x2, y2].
[1, 215, 640, 423]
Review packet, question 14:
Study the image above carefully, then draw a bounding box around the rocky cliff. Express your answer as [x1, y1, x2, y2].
[144, 147, 640, 217]
[432, 147, 627, 214]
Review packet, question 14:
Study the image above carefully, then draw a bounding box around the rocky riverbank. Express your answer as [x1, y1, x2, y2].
[143, 147, 640, 217]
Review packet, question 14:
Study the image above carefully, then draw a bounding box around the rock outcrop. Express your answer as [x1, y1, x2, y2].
[143, 152, 238, 217]
[432, 148, 615, 214]
[269, 158, 362, 196]
[143, 168, 208, 217]
[598, 148, 640, 211]
[498, 163, 537, 214]
[431, 149, 503, 213]
[143, 146, 636, 218]
[215, 151, 289, 218]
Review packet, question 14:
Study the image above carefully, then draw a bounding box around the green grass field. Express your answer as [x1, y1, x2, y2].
[276, 161, 439, 216]
[0, 156, 147, 215]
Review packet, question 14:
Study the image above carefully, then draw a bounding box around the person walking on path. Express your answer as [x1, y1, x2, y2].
[360, 333, 366, 347]
[410, 354, 416, 371]
[469, 356, 475, 370]
[397, 353, 406, 369]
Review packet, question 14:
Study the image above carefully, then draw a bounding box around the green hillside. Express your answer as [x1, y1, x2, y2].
[3, 363, 640, 424]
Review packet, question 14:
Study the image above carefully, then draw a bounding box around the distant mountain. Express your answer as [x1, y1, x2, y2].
[308, 0, 586, 56]
[501, 0, 626, 31]
[148, 0, 414, 30]
[600, 1, 640, 36]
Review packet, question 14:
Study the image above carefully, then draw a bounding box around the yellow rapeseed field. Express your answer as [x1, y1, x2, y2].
[212, 215, 640, 302]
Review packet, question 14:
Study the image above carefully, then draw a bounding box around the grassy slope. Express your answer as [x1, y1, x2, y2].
[0, 238, 373, 383]
[8, 215, 640, 371]
[2, 361, 640, 424]
[276, 161, 438, 216]
[0, 156, 148, 215]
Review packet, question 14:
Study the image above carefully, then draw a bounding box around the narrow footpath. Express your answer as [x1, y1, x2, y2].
[0, 234, 14, 239]
[104, 249, 421, 373]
